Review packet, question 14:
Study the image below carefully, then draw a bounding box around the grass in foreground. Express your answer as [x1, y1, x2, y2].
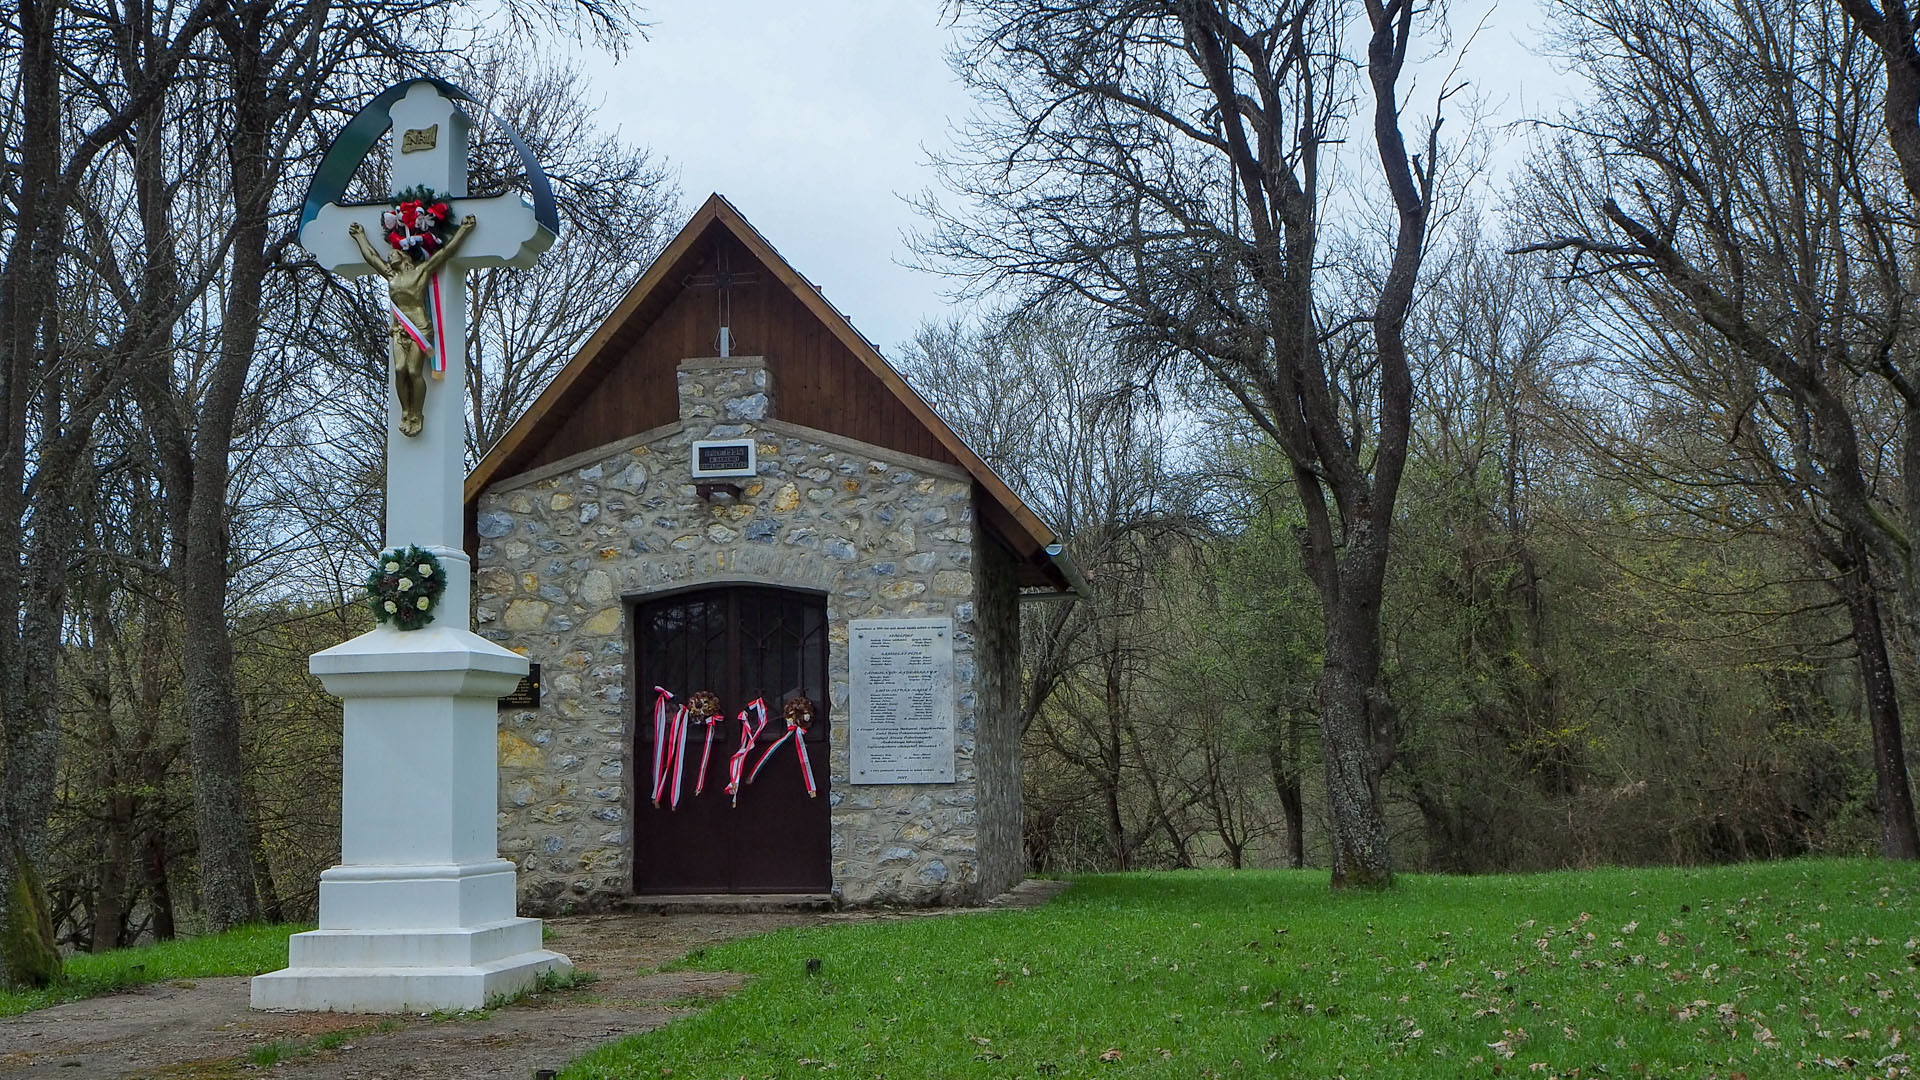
[249, 1019, 402, 1066]
[563, 860, 1919, 1079]
[0, 923, 305, 1017]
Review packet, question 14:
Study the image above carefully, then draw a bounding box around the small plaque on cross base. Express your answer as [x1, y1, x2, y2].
[498, 663, 541, 709]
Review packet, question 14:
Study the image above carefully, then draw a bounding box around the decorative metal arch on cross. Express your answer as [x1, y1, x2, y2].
[298, 77, 560, 246]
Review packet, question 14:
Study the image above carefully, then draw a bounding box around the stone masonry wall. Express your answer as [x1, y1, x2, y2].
[971, 525, 1024, 898]
[475, 356, 1008, 911]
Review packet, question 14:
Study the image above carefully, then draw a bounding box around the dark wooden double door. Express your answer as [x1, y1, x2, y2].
[633, 586, 830, 894]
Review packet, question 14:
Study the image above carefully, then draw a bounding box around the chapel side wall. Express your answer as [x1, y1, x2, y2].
[475, 357, 991, 911]
[971, 525, 1025, 899]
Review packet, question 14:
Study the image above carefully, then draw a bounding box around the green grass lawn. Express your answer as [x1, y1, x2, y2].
[563, 860, 1919, 1079]
[0, 923, 303, 1017]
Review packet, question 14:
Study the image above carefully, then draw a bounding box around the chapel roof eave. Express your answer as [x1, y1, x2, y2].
[463, 193, 1084, 596]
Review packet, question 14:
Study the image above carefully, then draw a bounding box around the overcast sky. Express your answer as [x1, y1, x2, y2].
[577, 1, 1576, 358]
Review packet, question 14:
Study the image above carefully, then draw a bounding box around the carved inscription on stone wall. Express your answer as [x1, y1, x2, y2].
[849, 617, 954, 784]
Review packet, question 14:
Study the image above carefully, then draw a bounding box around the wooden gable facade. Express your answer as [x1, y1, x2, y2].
[466, 194, 1078, 595]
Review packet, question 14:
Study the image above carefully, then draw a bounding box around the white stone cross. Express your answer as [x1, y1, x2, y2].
[253, 79, 568, 1014]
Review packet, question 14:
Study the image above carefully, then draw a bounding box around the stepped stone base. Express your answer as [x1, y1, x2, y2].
[250, 918, 569, 1013]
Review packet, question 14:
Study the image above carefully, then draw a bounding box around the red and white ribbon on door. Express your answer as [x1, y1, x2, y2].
[649, 687, 673, 806]
[747, 717, 818, 798]
[648, 686, 691, 809]
[725, 699, 770, 807]
[692, 704, 725, 797]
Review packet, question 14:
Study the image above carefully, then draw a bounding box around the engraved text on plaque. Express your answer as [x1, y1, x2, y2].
[850, 617, 955, 784]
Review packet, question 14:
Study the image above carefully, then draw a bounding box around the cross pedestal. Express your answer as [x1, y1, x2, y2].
[251, 81, 568, 1013]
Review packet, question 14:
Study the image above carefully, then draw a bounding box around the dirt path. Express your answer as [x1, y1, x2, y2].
[0, 882, 1067, 1080]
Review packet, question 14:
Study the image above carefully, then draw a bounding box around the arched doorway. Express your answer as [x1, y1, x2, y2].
[632, 585, 831, 893]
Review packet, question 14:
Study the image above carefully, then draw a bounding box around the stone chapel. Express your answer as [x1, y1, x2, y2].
[464, 195, 1083, 911]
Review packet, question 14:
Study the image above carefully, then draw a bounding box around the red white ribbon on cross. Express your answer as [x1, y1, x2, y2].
[692, 703, 725, 797]
[390, 274, 449, 378]
[649, 687, 691, 809]
[725, 699, 770, 808]
[747, 715, 818, 798]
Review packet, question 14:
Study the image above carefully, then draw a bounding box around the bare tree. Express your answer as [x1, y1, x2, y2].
[922, 0, 1452, 886]
[123, 0, 355, 932]
[1838, 0, 1920, 232]
[0, 0, 220, 984]
[905, 304, 1207, 869]
[54, 434, 187, 950]
[1517, 0, 1920, 856]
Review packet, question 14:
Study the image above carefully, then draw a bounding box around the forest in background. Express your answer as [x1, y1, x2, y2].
[4, 0, 1919, 986]
[910, 267, 1891, 878]
[893, 0, 1920, 880]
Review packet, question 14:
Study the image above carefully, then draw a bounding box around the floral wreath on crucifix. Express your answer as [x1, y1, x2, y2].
[365, 545, 448, 630]
[381, 185, 458, 262]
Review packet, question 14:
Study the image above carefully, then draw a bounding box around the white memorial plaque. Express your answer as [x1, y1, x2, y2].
[850, 617, 955, 784]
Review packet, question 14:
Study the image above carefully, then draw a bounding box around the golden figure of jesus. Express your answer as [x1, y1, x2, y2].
[348, 215, 477, 437]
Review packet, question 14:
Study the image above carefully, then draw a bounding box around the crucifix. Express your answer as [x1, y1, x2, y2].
[683, 243, 758, 357]
[253, 78, 568, 1014]
[348, 213, 474, 437]
[300, 78, 553, 563]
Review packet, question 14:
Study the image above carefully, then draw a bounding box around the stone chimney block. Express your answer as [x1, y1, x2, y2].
[677, 356, 774, 439]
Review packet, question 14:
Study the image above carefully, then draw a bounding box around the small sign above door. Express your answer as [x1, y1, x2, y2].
[692, 439, 756, 478]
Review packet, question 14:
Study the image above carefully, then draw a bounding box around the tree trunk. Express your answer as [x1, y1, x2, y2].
[0, 848, 60, 986]
[91, 791, 137, 951]
[1268, 715, 1306, 870]
[249, 794, 285, 925]
[1102, 655, 1130, 869]
[171, 18, 280, 931]
[1124, 713, 1193, 868]
[0, 0, 71, 989]
[180, 575, 258, 927]
[1103, 787, 1129, 870]
[1836, 535, 1920, 858]
[145, 817, 177, 943]
[1318, 599, 1393, 888]
[1201, 739, 1245, 869]
[1196, 0, 1424, 890]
